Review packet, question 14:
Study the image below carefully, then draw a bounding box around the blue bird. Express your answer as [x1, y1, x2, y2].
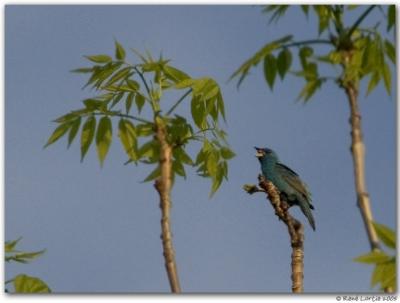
[255, 147, 315, 230]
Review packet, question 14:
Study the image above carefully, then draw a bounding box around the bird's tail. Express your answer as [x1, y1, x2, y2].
[299, 200, 316, 231]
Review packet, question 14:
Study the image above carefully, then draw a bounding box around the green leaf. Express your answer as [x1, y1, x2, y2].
[299, 46, 313, 68]
[130, 48, 148, 63]
[163, 65, 190, 83]
[70, 67, 93, 73]
[387, 5, 395, 32]
[175, 78, 195, 89]
[313, 5, 331, 34]
[202, 80, 220, 101]
[126, 79, 140, 91]
[384, 40, 395, 64]
[172, 160, 186, 178]
[67, 117, 81, 148]
[317, 51, 341, 65]
[136, 123, 153, 137]
[381, 62, 391, 95]
[300, 5, 309, 16]
[210, 162, 225, 197]
[206, 150, 218, 178]
[138, 141, 155, 160]
[354, 251, 392, 264]
[125, 92, 134, 114]
[371, 263, 385, 288]
[80, 116, 96, 161]
[216, 92, 226, 122]
[95, 116, 112, 167]
[142, 165, 161, 182]
[263, 54, 277, 89]
[115, 40, 126, 60]
[380, 261, 396, 289]
[191, 96, 207, 129]
[6, 250, 46, 263]
[277, 49, 292, 79]
[53, 111, 81, 123]
[347, 5, 359, 10]
[173, 147, 194, 166]
[94, 62, 122, 88]
[366, 72, 380, 95]
[135, 94, 146, 113]
[5, 237, 22, 253]
[104, 67, 132, 88]
[98, 92, 115, 102]
[230, 35, 293, 86]
[44, 121, 71, 148]
[84, 55, 112, 63]
[110, 92, 125, 108]
[14, 274, 51, 293]
[220, 146, 236, 160]
[118, 119, 137, 161]
[83, 99, 106, 110]
[298, 79, 322, 102]
[264, 5, 289, 24]
[372, 222, 396, 249]
[207, 97, 218, 121]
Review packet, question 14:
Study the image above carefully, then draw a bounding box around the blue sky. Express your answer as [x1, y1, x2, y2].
[5, 5, 396, 293]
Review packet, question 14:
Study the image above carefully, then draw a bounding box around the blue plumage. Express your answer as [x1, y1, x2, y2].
[255, 147, 315, 230]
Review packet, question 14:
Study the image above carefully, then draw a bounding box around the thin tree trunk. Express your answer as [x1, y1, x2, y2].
[154, 117, 181, 293]
[344, 84, 380, 251]
[257, 175, 304, 293]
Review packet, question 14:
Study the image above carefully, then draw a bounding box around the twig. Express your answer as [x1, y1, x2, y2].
[244, 175, 304, 292]
[279, 39, 332, 50]
[347, 5, 377, 39]
[90, 111, 151, 124]
[166, 89, 192, 116]
[134, 66, 151, 96]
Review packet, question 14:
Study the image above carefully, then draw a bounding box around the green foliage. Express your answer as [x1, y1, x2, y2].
[5, 239, 51, 293]
[96, 116, 113, 167]
[80, 116, 96, 161]
[5, 238, 45, 263]
[230, 35, 293, 87]
[277, 49, 292, 79]
[263, 54, 277, 89]
[13, 274, 51, 293]
[114, 40, 126, 61]
[372, 222, 395, 249]
[45, 40, 233, 195]
[231, 5, 395, 101]
[354, 222, 396, 291]
[387, 5, 395, 32]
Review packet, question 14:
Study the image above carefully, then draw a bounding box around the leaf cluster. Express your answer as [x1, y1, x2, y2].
[8, 275, 51, 293]
[5, 237, 45, 264]
[5, 238, 51, 293]
[232, 5, 395, 101]
[45, 41, 234, 195]
[354, 222, 396, 291]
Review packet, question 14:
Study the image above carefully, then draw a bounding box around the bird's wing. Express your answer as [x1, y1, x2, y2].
[276, 163, 312, 202]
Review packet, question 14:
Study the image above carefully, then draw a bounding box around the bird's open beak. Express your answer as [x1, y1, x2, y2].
[254, 147, 264, 158]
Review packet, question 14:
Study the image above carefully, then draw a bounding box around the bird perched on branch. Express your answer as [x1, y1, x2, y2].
[255, 147, 315, 230]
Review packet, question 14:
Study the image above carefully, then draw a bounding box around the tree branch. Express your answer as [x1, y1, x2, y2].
[166, 89, 192, 116]
[347, 5, 377, 39]
[134, 66, 151, 96]
[344, 82, 380, 251]
[245, 175, 304, 292]
[90, 111, 152, 124]
[154, 117, 181, 293]
[280, 39, 332, 49]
